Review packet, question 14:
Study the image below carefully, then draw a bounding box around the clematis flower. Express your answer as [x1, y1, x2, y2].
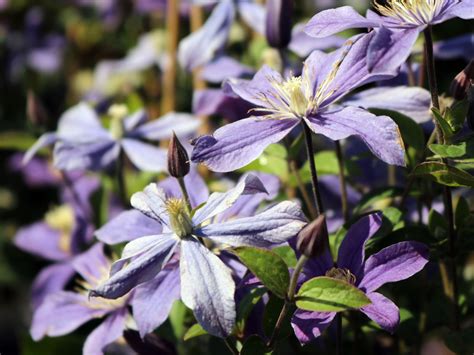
[24, 102, 200, 172]
[191, 34, 406, 172]
[14, 174, 98, 308]
[305, 1, 474, 72]
[91, 174, 306, 338]
[31, 244, 132, 355]
[291, 212, 429, 344]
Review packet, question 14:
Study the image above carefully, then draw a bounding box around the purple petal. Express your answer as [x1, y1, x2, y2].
[223, 65, 283, 108]
[132, 264, 180, 338]
[14, 222, 71, 261]
[53, 140, 119, 171]
[123, 109, 147, 132]
[157, 168, 209, 209]
[360, 292, 400, 333]
[337, 213, 383, 279]
[121, 139, 168, 172]
[71, 244, 110, 287]
[237, 2, 266, 34]
[359, 241, 429, 292]
[192, 173, 267, 225]
[130, 183, 170, 226]
[291, 310, 336, 345]
[305, 6, 379, 38]
[191, 116, 298, 172]
[437, 0, 474, 21]
[92, 234, 178, 299]
[434, 34, 474, 61]
[83, 308, 128, 355]
[367, 27, 420, 75]
[192, 88, 254, 121]
[31, 262, 76, 309]
[343, 86, 432, 123]
[289, 24, 345, 57]
[304, 106, 406, 166]
[180, 237, 235, 338]
[31, 291, 108, 340]
[130, 112, 200, 141]
[56, 102, 111, 143]
[178, 0, 235, 71]
[23, 132, 57, 165]
[197, 201, 306, 248]
[96, 210, 163, 244]
[200, 56, 254, 83]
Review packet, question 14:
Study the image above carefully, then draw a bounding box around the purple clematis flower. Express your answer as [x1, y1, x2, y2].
[31, 243, 132, 355]
[291, 212, 429, 345]
[305, 1, 474, 72]
[14, 174, 98, 308]
[191, 34, 406, 172]
[24, 102, 200, 172]
[91, 174, 306, 338]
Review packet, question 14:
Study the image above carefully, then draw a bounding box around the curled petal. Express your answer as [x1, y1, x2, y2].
[130, 183, 170, 226]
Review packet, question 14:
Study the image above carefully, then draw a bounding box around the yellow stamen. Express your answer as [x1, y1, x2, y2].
[44, 204, 75, 253]
[166, 198, 193, 238]
[325, 267, 357, 284]
[373, 0, 446, 26]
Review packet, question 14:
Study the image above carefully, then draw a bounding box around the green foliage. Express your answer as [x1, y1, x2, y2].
[295, 277, 371, 312]
[411, 161, 474, 187]
[183, 323, 208, 341]
[233, 247, 290, 299]
[240, 336, 271, 355]
[239, 144, 289, 181]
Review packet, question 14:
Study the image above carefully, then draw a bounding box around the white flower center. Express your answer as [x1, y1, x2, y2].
[373, 0, 447, 26]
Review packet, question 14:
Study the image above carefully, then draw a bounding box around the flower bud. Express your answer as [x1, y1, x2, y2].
[296, 214, 328, 258]
[168, 132, 190, 178]
[265, 0, 293, 49]
[26, 90, 48, 127]
[450, 60, 474, 100]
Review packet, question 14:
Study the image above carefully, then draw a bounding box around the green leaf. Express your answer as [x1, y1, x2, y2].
[444, 327, 474, 354]
[183, 323, 207, 341]
[272, 246, 297, 268]
[0, 131, 44, 152]
[296, 277, 371, 312]
[411, 161, 474, 187]
[429, 142, 467, 158]
[240, 336, 271, 355]
[263, 294, 292, 338]
[445, 100, 468, 133]
[239, 144, 288, 181]
[369, 108, 424, 150]
[233, 247, 289, 299]
[353, 187, 402, 214]
[431, 108, 454, 141]
[455, 196, 470, 229]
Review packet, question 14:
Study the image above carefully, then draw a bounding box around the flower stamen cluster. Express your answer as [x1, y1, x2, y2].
[373, 0, 447, 26]
[166, 198, 193, 238]
[325, 267, 357, 285]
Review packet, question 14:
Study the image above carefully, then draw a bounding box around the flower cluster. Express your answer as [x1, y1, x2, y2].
[4, 1, 472, 354]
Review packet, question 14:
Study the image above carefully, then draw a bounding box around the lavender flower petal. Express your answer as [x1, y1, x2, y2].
[337, 213, 383, 280]
[359, 241, 429, 293]
[71, 244, 109, 286]
[180, 237, 235, 338]
[23, 132, 57, 165]
[132, 265, 181, 338]
[360, 292, 400, 333]
[130, 112, 200, 141]
[304, 106, 405, 166]
[96, 210, 163, 244]
[196, 201, 306, 247]
[121, 138, 168, 172]
[191, 116, 299, 172]
[291, 310, 336, 345]
[130, 183, 170, 226]
[83, 308, 128, 355]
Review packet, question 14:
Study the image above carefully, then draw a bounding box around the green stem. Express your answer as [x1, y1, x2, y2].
[423, 26, 459, 331]
[335, 141, 349, 222]
[267, 255, 309, 348]
[302, 121, 324, 216]
[116, 149, 128, 206]
[177, 177, 192, 213]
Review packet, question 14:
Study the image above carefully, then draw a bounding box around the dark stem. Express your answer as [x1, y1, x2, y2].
[423, 26, 459, 330]
[116, 148, 128, 206]
[302, 121, 324, 215]
[267, 255, 309, 348]
[289, 158, 318, 219]
[336, 313, 342, 355]
[335, 141, 349, 222]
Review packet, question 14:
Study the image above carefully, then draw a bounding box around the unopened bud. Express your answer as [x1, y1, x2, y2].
[296, 214, 328, 258]
[27, 90, 48, 126]
[168, 132, 190, 178]
[450, 60, 474, 100]
[265, 0, 293, 49]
